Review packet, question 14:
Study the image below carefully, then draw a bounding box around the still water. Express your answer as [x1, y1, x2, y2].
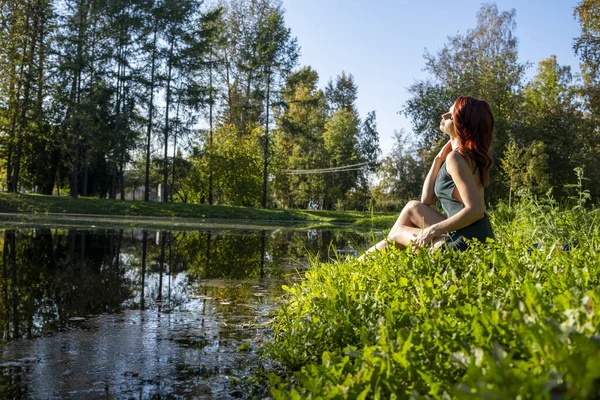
[0, 227, 371, 398]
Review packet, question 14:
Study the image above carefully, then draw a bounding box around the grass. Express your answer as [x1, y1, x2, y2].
[261, 199, 600, 398]
[0, 192, 396, 230]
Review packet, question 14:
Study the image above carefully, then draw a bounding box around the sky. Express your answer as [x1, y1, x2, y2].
[280, 0, 583, 157]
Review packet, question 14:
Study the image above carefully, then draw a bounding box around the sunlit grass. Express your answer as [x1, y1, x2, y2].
[262, 199, 600, 398]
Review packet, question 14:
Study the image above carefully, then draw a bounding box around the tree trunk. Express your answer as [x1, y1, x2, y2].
[261, 72, 271, 208]
[83, 158, 88, 197]
[144, 24, 158, 202]
[10, 3, 39, 192]
[163, 37, 175, 203]
[141, 230, 148, 309]
[70, 0, 91, 198]
[223, 48, 233, 124]
[170, 86, 181, 203]
[208, 53, 214, 205]
[6, 6, 31, 192]
[110, 164, 117, 199]
[111, 38, 123, 200]
[119, 159, 125, 200]
[158, 231, 165, 302]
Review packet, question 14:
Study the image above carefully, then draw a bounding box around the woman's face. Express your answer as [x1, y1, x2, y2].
[440, 104, 455, 137]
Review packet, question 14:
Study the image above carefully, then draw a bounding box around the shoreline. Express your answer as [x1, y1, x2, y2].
[0, 193, 396, 230]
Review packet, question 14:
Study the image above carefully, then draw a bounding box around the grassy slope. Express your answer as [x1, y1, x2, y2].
[264, 201, 600, 398]
[0, 192, 396, 229]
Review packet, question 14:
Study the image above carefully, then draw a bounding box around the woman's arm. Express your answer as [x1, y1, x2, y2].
[413, 151, 484, 248]
[421, 141, 453, 205]
[430, 151, 485, 233]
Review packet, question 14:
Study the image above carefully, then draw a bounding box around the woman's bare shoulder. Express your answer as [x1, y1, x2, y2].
[445, 150, 469, 171]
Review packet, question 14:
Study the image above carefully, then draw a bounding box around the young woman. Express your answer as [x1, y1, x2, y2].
[361, 96, 495, 257]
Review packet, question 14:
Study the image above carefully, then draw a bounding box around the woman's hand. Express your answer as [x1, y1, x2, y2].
[436, 140, 453, 162]
[412, 225, 441, 250]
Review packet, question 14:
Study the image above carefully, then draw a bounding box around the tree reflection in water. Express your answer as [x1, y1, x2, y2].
[0, 227, 369, 398]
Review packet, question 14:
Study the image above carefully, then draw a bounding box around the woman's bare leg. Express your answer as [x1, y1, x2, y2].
[360, 201, 446, 258]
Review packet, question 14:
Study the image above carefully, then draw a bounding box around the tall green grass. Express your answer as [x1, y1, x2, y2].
[263, 199, 600, 398]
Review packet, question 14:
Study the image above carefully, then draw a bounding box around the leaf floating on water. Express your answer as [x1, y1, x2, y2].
[86, 369, 112, 375]
[189, 294, 212, 300]
[0, 362, 22, 368]
[237, 343, 250, 352]
[18, 357, 38, 363]
[257, 318, 275, 327]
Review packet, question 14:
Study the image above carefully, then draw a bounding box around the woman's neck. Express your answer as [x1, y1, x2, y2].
[451, 137, 460, 151]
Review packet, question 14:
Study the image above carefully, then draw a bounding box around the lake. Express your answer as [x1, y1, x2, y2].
[0, 226, 374, 398]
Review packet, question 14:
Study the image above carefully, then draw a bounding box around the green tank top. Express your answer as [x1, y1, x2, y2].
[434, 161, 464, 218]
[434, 159, 494, 242]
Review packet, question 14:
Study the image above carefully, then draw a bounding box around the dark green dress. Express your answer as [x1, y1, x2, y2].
[434, 161, 494, 250]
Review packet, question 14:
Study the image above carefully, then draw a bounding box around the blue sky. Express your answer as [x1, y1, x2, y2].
[281, 0, 583, 156]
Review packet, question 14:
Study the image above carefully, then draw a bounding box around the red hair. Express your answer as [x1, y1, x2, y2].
[452, 96, 494, 187]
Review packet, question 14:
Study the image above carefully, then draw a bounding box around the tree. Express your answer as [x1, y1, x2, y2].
[210, 124, 262, 206]
[272, 66, 328, 208]
[254, 7, 298, 208]
[372, 129, 423, 211]
[352, 110, 381, 209]
[574, 0, 600, 81]
[194, 6, 225, 205]
[141, 0, 162, 201]
[158, 0, 201, 203]
[1, 0, 54, 193]
[573, 0, 600, 201]
[321, 72, 364, 209]
[501, 138, 550, 205]
[55, 0, 99, 198]
[520, 56, 587, 199]
[323, 108, 361, 209]
[403, 3, 527, 202]
[325, 71, 357, 113]
[101, 0, 146, 200]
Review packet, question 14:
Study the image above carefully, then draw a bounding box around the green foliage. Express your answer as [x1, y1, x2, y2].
[501, 139, 550, 206]
[272, 67, 329, 209]
[322, 108, 361, 209]
[325, 71, 358, 113]
[573, 0, 600, 201]
[372, 129, 424, 211]
[204, 124, 263, 206]
[264, 202, 600, 398]
[574, 0, 600, 81]
[565, 167, 592, 210]
[518, 56, 587, 199]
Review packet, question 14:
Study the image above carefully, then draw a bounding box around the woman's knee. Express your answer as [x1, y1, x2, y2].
[386, 233, 404, 249]
[401, 200, 422, 217]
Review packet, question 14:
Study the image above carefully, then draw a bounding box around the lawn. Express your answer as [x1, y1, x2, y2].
[0, 192, 396, 230]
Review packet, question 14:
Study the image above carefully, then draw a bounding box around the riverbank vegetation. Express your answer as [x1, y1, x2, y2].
[263, 198, 600, 398]
[0, 192, 396, 229]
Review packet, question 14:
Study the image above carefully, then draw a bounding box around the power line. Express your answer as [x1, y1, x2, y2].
[282, 162, 371, 175]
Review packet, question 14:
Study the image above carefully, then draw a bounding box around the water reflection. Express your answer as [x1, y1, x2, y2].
[0, 227, 369, 398]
